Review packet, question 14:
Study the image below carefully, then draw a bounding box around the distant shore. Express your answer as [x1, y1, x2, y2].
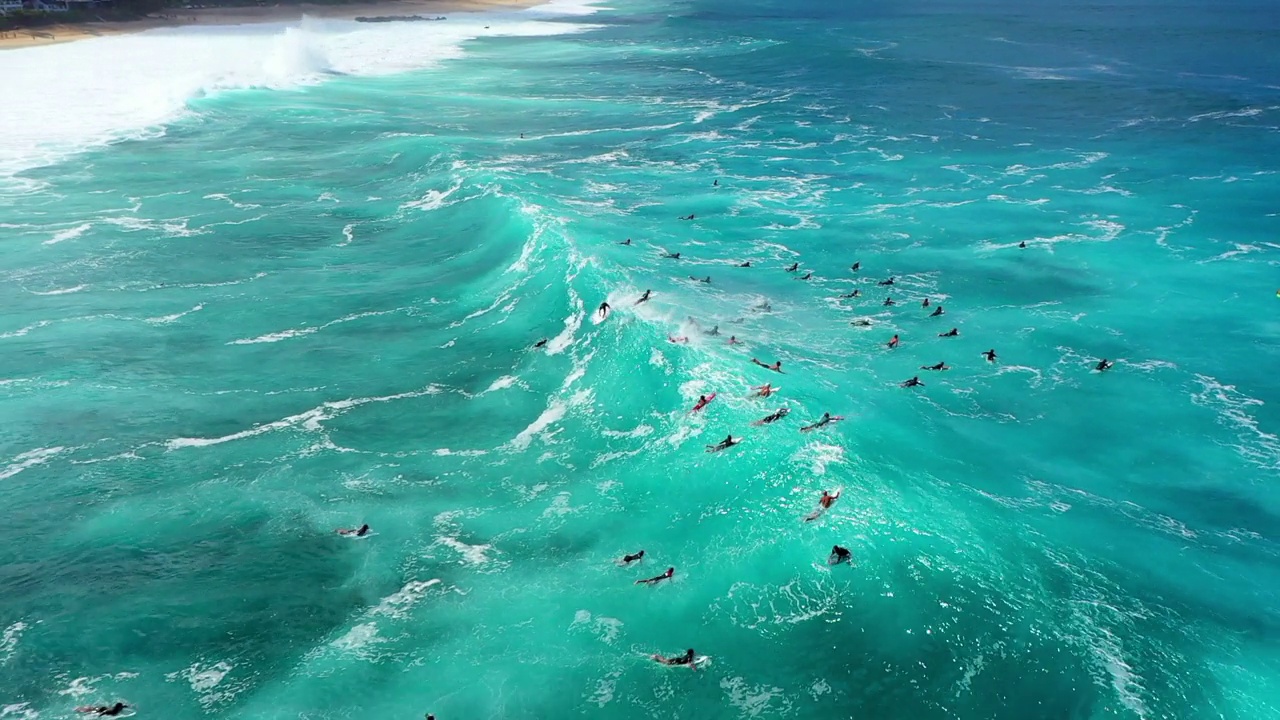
[0, 0, 541, 50]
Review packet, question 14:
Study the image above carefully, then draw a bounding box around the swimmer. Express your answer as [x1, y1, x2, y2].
[689, 275, 711, 284]
[751, 358, 783, 372]
[714, 179, 719, 186]
[636, 567, 674, 585]
[76, 705, 128, 717]
[752, 384, 776, 398]
[1096, 358, 1114, 371]
[728, 335, 742, 345]
[679, 214, 695, 221]
[704, 325, 720, 336]
[930, 306, 945, 317]
[828, 545, 852, 565]
[705, 435, 740, 453]
[652, 648, 697, 670]
[663, 251, 682, 259]
[900, 376, 924, 387]
[622, 550, 645, 564]
[692, 394, 715, 412]
[636, 289, 652, 305]
[883, 297, 896, 306]
[668, 335, 689, 344]
[939, 328, 959, 337]
[598, 302, 611, 318]
[920, 361, 949, 371]
[803, 489, 841, 522]
[753, 302, 773, 313]
[533, 338, 549, 348]
[786, 262, 800, 272]
[851, 319, 873, 327]
[922, 298, 930, 308]
[337, 524, 370, 537]
[878, 277, 895, 286]
[1019, 241, 1027, 248]
[800, 412, 843, 432]
[799, 272, 812, 280]
[840, 289, 862, 299]
[982, 348, 998, 363]
[887, 334, 899, 349]
[618, 238, 632, 245]
[752, 407, 790, 426]
[737, 261, 751, 267]
[850, 261, 861, 271]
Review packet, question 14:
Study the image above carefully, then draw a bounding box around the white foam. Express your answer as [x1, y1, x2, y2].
[0, 446, 64, 481]
[44, 222, 93, 245]
[482, 375, 519, 394]
[29, 284, 87, 296]
[0, 8, 602, 183]
[510, 400, 567, 450]
[0, 621, 26, 664]
[145, 303, 205, 324]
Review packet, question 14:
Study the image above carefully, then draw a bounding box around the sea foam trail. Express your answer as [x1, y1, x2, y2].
[0, 7, 600, 183]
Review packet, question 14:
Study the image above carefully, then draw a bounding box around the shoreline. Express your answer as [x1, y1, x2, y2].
[0, 0, 543, 50]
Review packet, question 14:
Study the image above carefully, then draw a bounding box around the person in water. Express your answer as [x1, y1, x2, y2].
[829, 545, 852, 565]
[840, 289, 861, 299]
[652, 648, 697, 669]
[679, 213, 695, 220]
[689, 275, 711, 284]
[728, 336, 742, 345]
[887, 334, 899, 349]
[663, 251, 681, 259]
[922, 298, 930, 308]
[637, 567, 674, 585]
[636, 289, 652, 305]
[338, 524, 370, 537]
[851, 319, 873, 327]
[878, 277, 895, 286]
[737, 261, 751, 267]
[1096, 358, 1114, 371]
[800, 412, 842, 432]
[939, 328, 959, 337]
[901, 376, 924, 387]
[799, 271, 812, 280]
[752, 383, 776, 398]
[598, 302, 610, 318]
[850, 261, 861, 271]
[753, 302, 772, 313]
[706, 435, 740, 452]
[883, 297, 896, 306]
[751, 358, 783, 372]
[920, 361, 949, 371]
[622, 550, 645, 564]
[692, 394, 713, 412]
[619, 238, 632, 245]
[804, 489, 840, 521]
[785, 262, 800, 272]
[76, 704, 128, 717]
[930, 306, 945, 317]
[714, 179, 719, 186]
[983, 348, 998, 363]
[668, 335, 689, 344]
[533, 338, 548, 348]
[754, 407, 790, 425]
[704, 325, 720, 336]
[1019, 241, 1027, 248]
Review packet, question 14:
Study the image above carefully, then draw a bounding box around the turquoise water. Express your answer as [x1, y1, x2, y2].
[2, 0, 1280, 717]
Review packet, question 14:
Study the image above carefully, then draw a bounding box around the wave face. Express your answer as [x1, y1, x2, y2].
[2, 0, 1280, 718]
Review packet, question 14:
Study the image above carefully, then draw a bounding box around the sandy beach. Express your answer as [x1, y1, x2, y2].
[0, 0, 541, 49]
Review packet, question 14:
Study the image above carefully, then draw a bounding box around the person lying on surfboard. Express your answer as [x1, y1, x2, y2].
[668, 335, 689, 344]
[652, 648, 697, 669]
[804, 490, 840, 522]
[76, 704, 128, 717]
[692, 394, 716, 412]
[621, 550, 645, 564]
[337, 524, 370, 537]
[752, 407, 789, 426]
[800, 413, 843, 432]
[751, 383, 777, 398]
[751, 358, 782, 372]
[706, 435, 739, 453]
[636, 567, 674, 585]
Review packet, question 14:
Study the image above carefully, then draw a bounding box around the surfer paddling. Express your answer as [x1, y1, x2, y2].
[76, 705, 128, 717]
[621, 550, 645, 564]
[752, 383, 777, 398]
[652, 648, 697, 670]
[751, 358, 783, 372]
[804, 489, 840, 522]
[1096, 358, 1114, 371]
[636, 567, 674, 585]
[692, 394, 716, 412]
[752, 407, 790, 426]
[337, 524, 370, 537]
[598, 302, 611, 319]
[636, 289, 652, 305]
[800, 412, 843, 433]
[828, 545, 852, 565]
[706, 435, 740, 453]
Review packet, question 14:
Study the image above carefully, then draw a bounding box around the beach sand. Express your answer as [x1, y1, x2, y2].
[0, 0, 541, 49]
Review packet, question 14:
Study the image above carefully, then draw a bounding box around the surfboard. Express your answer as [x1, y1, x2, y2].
[691, 393, 717, 412]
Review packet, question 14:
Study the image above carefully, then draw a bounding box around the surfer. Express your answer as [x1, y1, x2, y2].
[901, 376, 924, 388]
[920, 361, 949, 371]
[679, 214, 695, 221]
[829, 545, 852, 565]
[714, 179, 719, 186]
[737, 261, 751, 267]
[652, 649, 697, 669]
[728, 336, 742, 345]
[798, 271, 812, 280]
[636, 289, 652, 305]
[878, 277, 895, 286]
[850, 261, 861, 271]
[637, 567, 674, 585]
[706, 435, 740, 453]
[692, 394, 715, 412]
[704, 325, 720, 336]
[804, 489, 840, 522]
[752, 407, 790, 425]
[851, 319, 873, 327]
[939, 328, 959, 337]
[883, 297, 896, 306]
[1019, 241, 1027, 248]
[728, 317, 746, 324]
[668, 335, 689, 344]
[689, 275, 711, 284]
[800, 412, 842, 432]
[622, 550, 645, 564]
[598, 302, 611, 318]
[618, 238, 632, 245]
[751, 358, 783, 372]
[533, 338, 549, 349]
[76, 705, 128, 717]
[982, 348, 998, 363]
[662, 251, 682, 259]
[930, 306, 945, 317]
[840, 289, 861, 299]
[1096, 358, 1114, 371]
[887, 334, 899, 349]
[752, 383, 776, 398]
[337, 524, 370, 537]
[786, 262, 800, 272]
[753, 301, 772, 313]
[922, 298, 930, 308]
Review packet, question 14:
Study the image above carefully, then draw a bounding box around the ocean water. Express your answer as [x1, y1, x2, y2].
[1, 0, 1279, 717]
